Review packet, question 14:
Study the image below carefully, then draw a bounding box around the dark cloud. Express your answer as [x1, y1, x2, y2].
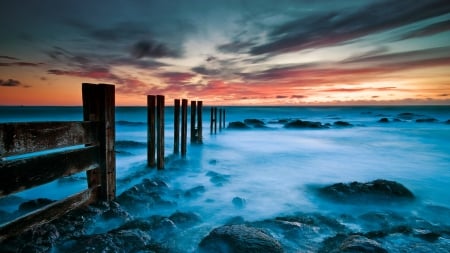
[217, 40, 256, 54]
[249, 0, 450, 55]
[0, 56, 19, 60]
[291, 95, 306, 99]
[131, 40, 181, 59]
[0, 61, 43, 67]
[399, 19, 450, 40]
[0, 78, 27, 87]
[276, 95, 288, 99]
[191, 66, 221, 76]
[158, 71, 196, 84]
[47, 66, 122, 84]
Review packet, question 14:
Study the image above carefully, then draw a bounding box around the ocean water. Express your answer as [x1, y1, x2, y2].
[1, 106, 449, 251]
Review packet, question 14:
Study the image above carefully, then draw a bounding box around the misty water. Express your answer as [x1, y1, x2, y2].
[1, 106, 449, 252]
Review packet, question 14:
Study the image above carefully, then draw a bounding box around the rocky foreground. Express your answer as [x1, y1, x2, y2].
[1, 179, 449, 252]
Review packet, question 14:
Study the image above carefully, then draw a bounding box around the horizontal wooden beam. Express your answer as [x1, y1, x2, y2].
[0, 146, 99, 197]
[0, 121, 98, 158]
[0, 186, 97, 243]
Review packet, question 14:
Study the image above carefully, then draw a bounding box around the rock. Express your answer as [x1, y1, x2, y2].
[244, 119, 266, 128]
[397, 112, 416, 120]
[117, 178, 173, 211]
[206, 171, 230, 186]
[339, 235, 387, 253]
[333, 121, 353, 127]
[284, 120, 325, 129]
[18, 198, 55, 213]
[169, 211, 202, 228]
[378, 118, 389, 123]
[100, 201, 132, 221]
[232, 197, 246, 209]
[228, 121, 250, 129]
[199, 224, 284, 253]
[318, 179, 415, 203]
[184, 185, 206, 198]
[416, 118, 437, 123]
[446, 119, 450, 124]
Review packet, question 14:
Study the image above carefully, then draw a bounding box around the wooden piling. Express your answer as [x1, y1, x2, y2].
[82, 83, 116, 202]
[210, 107, 214, 134]
[190, 101, 197, 143]
[223, 109, 226, 128]
[181, 99, 188, 156]
[219, 108, 223, 131]
[197, 101, 203, 143]
[214, 107, 218, 134]
[174, 99, 180, 154]
[156, 95, 165, 170]
[147, 95, 156, 167]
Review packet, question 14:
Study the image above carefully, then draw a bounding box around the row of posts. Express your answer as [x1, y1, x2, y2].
[210, 107, 226, 134]
[147, 95, 205, 170]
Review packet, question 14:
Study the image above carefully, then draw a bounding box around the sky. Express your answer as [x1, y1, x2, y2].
[0, 0, 449, 106]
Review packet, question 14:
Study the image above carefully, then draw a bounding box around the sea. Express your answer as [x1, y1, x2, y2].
[0, 105, 449, 252]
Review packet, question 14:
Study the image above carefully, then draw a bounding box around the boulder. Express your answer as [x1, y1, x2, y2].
[232, 197, 247, 209]
[199, 224, 284, 253]
[339, 235, 387, 253]
[228, 121, 250, 129]
[378, 118, 389, 123]
[244, 119, 266, 128]
[416, 118, 437, 123]
[318, 179, 414, 203]
[446, 119, 450, 124]
[169, 211, 202, 228]
[284, 120, 325, 129]
[333, 121, 353, 127]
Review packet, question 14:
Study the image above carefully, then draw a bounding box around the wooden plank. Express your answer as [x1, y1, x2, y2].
[147, 95, 156, 167]
[0, 145, 99, 197]
[82, 83, 116, 202]
[0, 121, 98, 158]
[0, 186, 97, 243]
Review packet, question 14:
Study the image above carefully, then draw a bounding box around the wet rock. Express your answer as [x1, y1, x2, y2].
[206, 171, 230, 186]
[334, 121, 353, 127]
[199, 224, 284, 253]
[378, 118, 389, 123]
[228, 121, 250, 129]
[397, 112, 416, 120]
[5, 224, 61, 253]
[244, 119, 266, 128]
[169, 211, 202, 228]
[117, 178, 173, 211]
[318, 179, 415, 203]
[100, 201, 132, 221]
[232, 197, 247, 209]
[284, 120, 325, 129]
[18, 198, 55, 213]
[446, 119, 450, 124]
[416, 118, 438, 123]
[184, 185, 206, 198]
[339, 235, 387, 253]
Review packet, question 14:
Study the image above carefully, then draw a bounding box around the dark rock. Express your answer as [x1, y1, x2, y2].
[206, 171, 230, 186]
[244, 119, 266, 128]
[184, 185, 206, 198]
[416, 118, 438, 123]
[100, 201, 132, 221]
[199, 224, 284, 253]
[339, 235, 387, 253]
[284, 120, 325, 129]
[232, 197, 247, 209]
[117, 178, 173, 211]
[378, 118, 389, 123]
[18, 198, 55, 213]
[228, 121, 250, 129]
[446, 119, 450, 124]
[397, 112, 416, 120]
[334, 121, 353, 127]
[318, 179, 415, 203]
[414, 229, 441, 242]
[169, 211, 202, 228]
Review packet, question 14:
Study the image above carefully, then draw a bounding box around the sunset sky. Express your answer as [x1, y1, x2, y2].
[0, 0, 449, 106]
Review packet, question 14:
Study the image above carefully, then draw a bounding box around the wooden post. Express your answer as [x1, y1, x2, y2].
[214, 107, 218, 134]
[147, 95, 156, 167]
[190, 101, 197, 143]
[223, 109, 226, 128]
[181, 99, 188, 156]
[156, 95, 165, 170]
[82, 83, 116, 202]
[174, 99, 180, 154]
[210, 107, 214, 134]
[197, 101, 203, 143]
[219, 108, 223, 131]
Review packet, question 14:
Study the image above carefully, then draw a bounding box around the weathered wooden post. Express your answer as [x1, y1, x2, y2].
[156, 95, 165, 170]
[82, 83, 116, 202]
[181, 99, 188, 156]
[214, 107, 218, 134]
[197, 101, 203, 143]
[147, 95, 156, 167]
[190, 101, 197, 143]
[223, 109, 226, 128]
[210, 107, 214, 134]
[219, 108, 223, 131]
[174, 99, 180, 154]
